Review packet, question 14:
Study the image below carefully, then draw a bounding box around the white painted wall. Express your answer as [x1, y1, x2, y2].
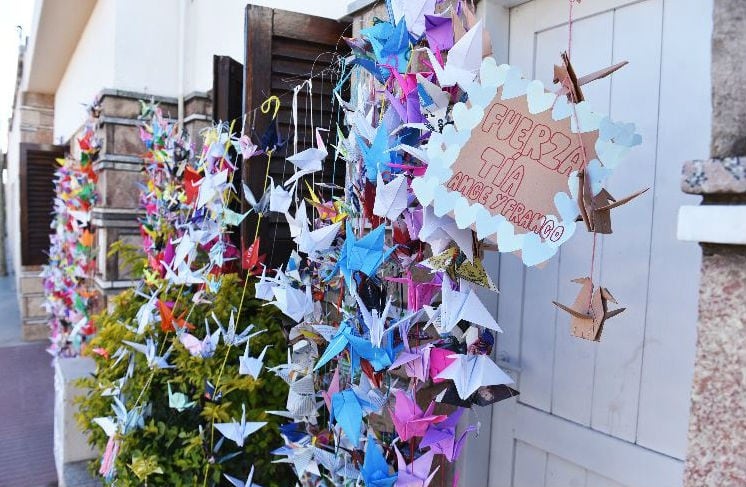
[54, 0, 116, 142]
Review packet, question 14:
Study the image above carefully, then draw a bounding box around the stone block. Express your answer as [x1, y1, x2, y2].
[103, 123, 143, 157]
[19, 275, 44, 294]
[24, 294, 47, 319]
[97, 169, 142, 209]
[684, 249, 746, 487]
[22, 319, 48, 341]
[22, 91, 54, 108]
[682, 157, 746, 195]
[54, 357, 98, 486]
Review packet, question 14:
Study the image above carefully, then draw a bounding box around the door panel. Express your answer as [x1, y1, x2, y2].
[481, 0, 711, 485]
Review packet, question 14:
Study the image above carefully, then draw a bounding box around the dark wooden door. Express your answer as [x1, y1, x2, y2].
[19, 143, 68, 266]
[243, 5, 350, 268]
[212, 55, 244, 125]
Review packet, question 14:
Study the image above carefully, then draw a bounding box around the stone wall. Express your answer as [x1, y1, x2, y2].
[681, 0, 746, 484]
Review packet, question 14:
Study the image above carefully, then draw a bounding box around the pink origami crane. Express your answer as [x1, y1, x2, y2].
[394, 444, 439, 487]
[419, 408, 476, 462]
[390, 390, 446, 441]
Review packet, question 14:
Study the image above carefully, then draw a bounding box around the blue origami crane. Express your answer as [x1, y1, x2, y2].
[357, 129, 402, 182]
[330, 389, 369, 447]
[361, 18, 413, 74]
[360, 433, 398, 487]
[330, 222, 396, 289]
[314, 323, 396, 374]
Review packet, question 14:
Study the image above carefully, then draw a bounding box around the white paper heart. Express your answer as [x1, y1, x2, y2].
[571, 101, 601, 133]
[452, 197, 480, 229]
[586, 159, 611, 195]
[552, 95, 572, 121]
[474, 207, 504, 240]
[467, 81, 498, 108]
[501, 67, 529, 99]
[432, 187, 461, 217]
[521, 232, 558, 267]
[554, 191, 579, 222]
[595, 139, 629, 169]
[495, 219, 524, 253]
[411, 176, 437, 205]
[452, 102, 485, 132]
[480, 58, 509, 88]
[526, 80, 556, 114]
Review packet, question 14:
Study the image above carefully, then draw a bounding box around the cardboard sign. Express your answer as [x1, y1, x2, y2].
[446, 85, 598, 242]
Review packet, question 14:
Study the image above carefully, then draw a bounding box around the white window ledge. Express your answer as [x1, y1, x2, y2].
[677, 205, 746, 244]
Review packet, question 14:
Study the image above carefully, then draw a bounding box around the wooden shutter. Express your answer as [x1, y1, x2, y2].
[212, 55, 244, 124]
[19, 143, 67, 266]
[243, 5, 350, 268]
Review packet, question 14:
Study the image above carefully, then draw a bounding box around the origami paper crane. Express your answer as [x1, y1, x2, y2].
[361, 434, 398, 487]
[419, 407, 475, 462]
[389, 0, 436, 36]
[269, 178, 294, 213]
[93, 396, 144, 437]
[331, 389, 367, 447]
[426, 275, 501, 334]
[418, 207, 474, 262]
[393, 444, 439, 487]
[553, 277, 625, 341]
[390, 342, 433, 383]
[390, 389, 447, 441]
[424, 21, 484, 89]
[355, 293, 394, 348]
[285, 128, 328, 186]
[267, 282, 314, 323]
[214, 404, 267, 447]
[167, 382, 195, 412]
[357, 128, 402, 182]
[123, 338, 174, 369]
[285, 201, 309, 239]
[296, 221, 342, 257]
[216, 311, 253, 346]
[361, 18, 413, 74]
[435, 353, 514, 400]
[373, 174, 409, 221]
[314, 324, 395, 373]
[242, 182, 271, 215]
[331, 222, 397, 289]
[195, 169, 229, 209]
[224, 465, 262, 487]
[425, 13, 454, 51]
[178, 318, 220, 358]
[386, 270, 441, 312]
[239, 334, 270, 380]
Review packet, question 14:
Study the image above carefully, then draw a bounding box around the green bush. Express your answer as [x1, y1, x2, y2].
[75, 273, 294, 486]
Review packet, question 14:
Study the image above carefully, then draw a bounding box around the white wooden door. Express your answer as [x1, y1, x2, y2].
[458, 1, 712, 486]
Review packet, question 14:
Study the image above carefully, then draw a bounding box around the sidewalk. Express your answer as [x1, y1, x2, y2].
[0, 273, 56, 487]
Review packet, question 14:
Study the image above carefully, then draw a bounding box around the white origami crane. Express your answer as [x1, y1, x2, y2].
[123, 338, 174, 369]
[424, 21, 484, 89]
[239, 333, 270, 380]
[418, 207, 474, 261]
[354, 294, 394, 348]
[214, 404, 267, 447]
[242, 182, 271, 215]
[93, 396, 144, 437]
[284, 128, 328, 186]
[196, 169, 229, 208]
[171, 233, 198, 268]
[161, 261, 207, 285]
[167, 382, 196, 412]
[435, 353, 514, 400]
[390, 0, 436, 36]
[285, 202, 309, 239]
[217, 311, 255, 346]
[373, 174, 409, 221]
[269, 178, 294, 213]
[296, 221, 342, 257]
[427, 274, 501, 334]
[224, 465, 262, 487]
[268, 283, 314, 323]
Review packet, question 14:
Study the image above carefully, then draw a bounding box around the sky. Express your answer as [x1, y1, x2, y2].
[0, 0, 34, 153]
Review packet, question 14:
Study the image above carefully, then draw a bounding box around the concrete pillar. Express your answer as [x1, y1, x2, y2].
[678, 0, 746, 484]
